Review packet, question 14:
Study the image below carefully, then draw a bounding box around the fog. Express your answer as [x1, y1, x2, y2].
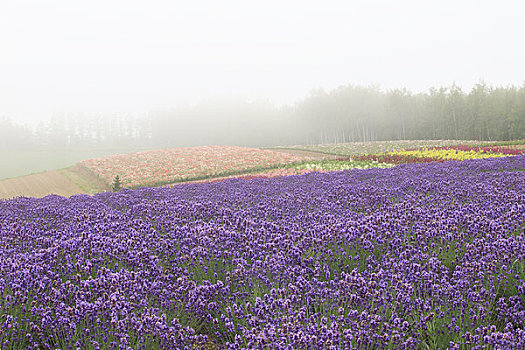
[1, 0, 525, 178]
[2, 0, 525, 122]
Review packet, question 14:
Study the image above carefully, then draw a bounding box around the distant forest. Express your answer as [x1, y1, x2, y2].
[1, 82, 524, 150]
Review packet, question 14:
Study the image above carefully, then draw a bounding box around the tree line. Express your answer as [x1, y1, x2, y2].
[1, 82, 524, 151]
[0, 113, 152, 150]
[294, 82, 525, 144]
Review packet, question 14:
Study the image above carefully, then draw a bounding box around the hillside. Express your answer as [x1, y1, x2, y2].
[2, 141, 523, 200]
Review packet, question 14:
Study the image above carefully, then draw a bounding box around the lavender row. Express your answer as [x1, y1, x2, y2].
[1, 156, 524, 349]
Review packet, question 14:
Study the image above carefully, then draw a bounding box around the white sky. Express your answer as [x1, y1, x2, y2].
[1, 0, 525, 124]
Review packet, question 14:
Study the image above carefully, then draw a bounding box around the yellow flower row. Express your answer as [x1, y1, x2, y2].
[387, 148, 508, 161]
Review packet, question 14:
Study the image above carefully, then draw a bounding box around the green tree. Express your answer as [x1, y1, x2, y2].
[112, 175, 122, 192]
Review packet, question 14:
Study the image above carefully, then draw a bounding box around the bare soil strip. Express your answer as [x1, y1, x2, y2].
[0, 166, 110, 200]
[0, 170, 83, 200]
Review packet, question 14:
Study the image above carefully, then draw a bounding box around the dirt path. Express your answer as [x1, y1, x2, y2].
[0, 166, 110, 200]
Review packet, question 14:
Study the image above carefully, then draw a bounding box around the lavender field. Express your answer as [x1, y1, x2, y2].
[1, 156, 525, 349]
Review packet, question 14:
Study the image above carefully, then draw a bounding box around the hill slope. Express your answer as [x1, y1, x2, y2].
[0, 165, 110, 200]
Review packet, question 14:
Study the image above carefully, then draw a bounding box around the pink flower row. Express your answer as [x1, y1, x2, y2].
[79, 146, 310, 187]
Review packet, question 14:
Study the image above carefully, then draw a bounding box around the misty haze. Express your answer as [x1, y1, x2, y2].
[1, 83, 524, 181]
[1, 1, 525, 349]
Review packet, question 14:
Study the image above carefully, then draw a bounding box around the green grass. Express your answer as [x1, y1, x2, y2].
[0, 147, 155, 180]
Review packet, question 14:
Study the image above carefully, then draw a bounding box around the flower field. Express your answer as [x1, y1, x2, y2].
[1, 155, 525, 349]
[280, 140, 484, 156]
[77, 143, 525, 190]
[167, 160, 396, 184]
[78, 146, 311, 188]
[354, 145, 525, 165]
[229, 160, 395, 181]
[243, 145, 525, 180]
[388, 146, 525, 161]
[287, 159, 394, 172]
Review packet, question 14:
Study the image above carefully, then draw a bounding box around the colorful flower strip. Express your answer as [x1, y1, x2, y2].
[386, 148, 509, 161]
[429, 145, 525, 155]
[353, 153, 442, 164]
[353, 145, 525, 164]
[79, 146, 312, 188]
[281, 140, 484, 156]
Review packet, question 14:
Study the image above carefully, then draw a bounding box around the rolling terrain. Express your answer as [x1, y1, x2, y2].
[0, 147, 336, 199]
[0, 165, 110, 200]
[1, 140, 523, 200]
